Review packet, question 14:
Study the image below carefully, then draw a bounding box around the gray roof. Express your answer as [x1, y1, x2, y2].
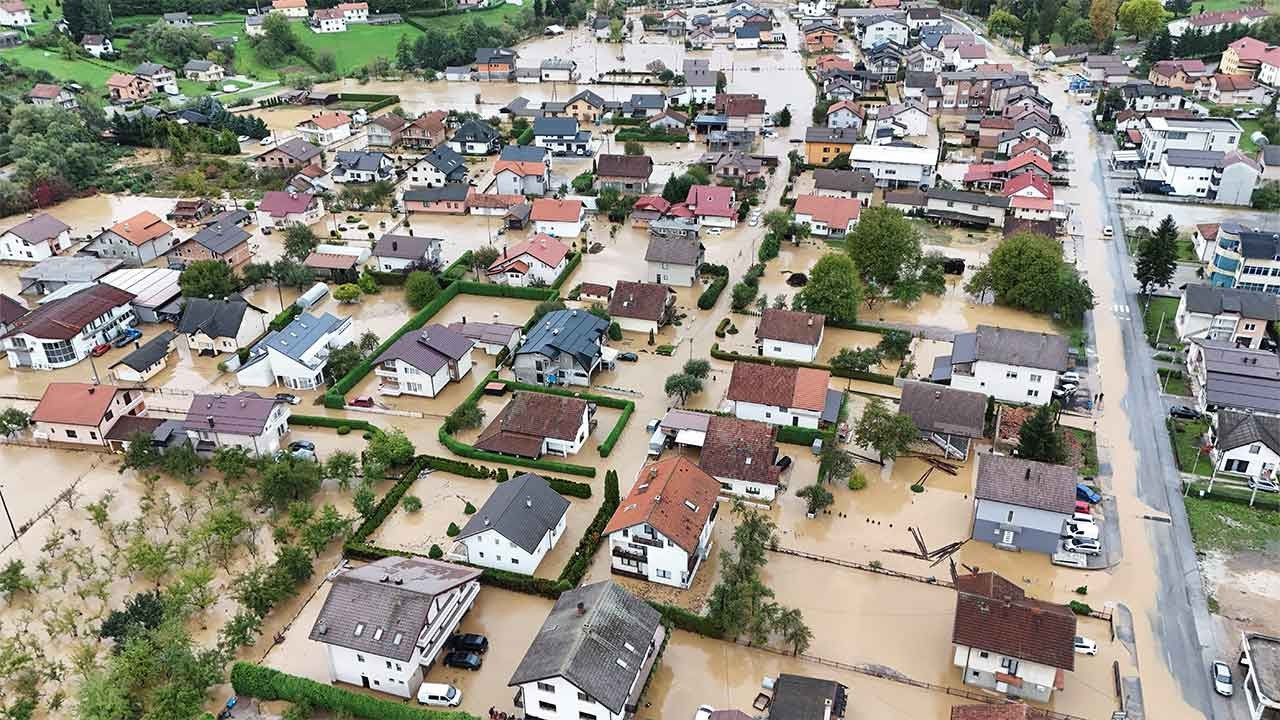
[813, 169, 875, 193]
[475, 47, 516, 64]
[1165, 149, 1224, 169]
[805, 127, 861, 143]
[518, 309, 608, 370]
[974, 454, 1077, 515]
[372, 323, 473, 374]
[111, 330, 175, 372]
[541, 57, 576, 70]
[769, 674, 848, 720]
[1183, 284, 1280, 321]
[271, 137, 322, 162]
[534, 116, 580, 137]
[1195, 339, 1280, 414]
[182, 392, 282, 436]
[456, 473, 570, 552]
[177, 296, 262, 339]
[403, 183, 470, 203]
[187, 222, 250, 255]
[19, 256, 122, 286]
[926, 188, 1011, 208]
[644, 236, 703, 266]
[373, 233, 440, 260]
[898, 380, 986, 438]
[1262, 144, 1280, 167]
[686, 68, 718, 87]
[335, 150, 389, 172]
[203, 209, 251, 227]
[453, 119, 500, 143]
[263, 312, 346, 361]
[424, 145, 466, 175]
[951, 325, 1069, 372]
[629, 93, 665, 110]
[1216, 409, 1280, 455]
[184, 59, 216, 72]
[500, 145, 549, 163]
[309, 557, 481, 663]
[508, 581, 661, 713]
[448, 320, 521, 346]
[1232, 225, 1280, 259]
[569, 89, 606, 107]
[134, 62, 168, 77]
[3, 213, 70, 244]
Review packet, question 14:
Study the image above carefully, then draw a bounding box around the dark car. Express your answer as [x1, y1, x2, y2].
[1169, 405, 1200, 420]
[275, 392, 301, 405]
[775, 455, 792, 471]
[1076, 482, 1102, 504]
[112, 328, 142, 347]
[443, 651, 482, 671]
[617, 352, 639, 362]
[1118, 186, 1138, 195]
[448, 633, 489, 654]
[288, 440, 316, 453]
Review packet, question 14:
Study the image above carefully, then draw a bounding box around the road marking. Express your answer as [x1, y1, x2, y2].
[1113, 304, 1129, 317]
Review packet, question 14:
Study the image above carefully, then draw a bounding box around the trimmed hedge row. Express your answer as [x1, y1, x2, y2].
[290, 414, 380, 435]
[335, 92, 400, 113]
[486, 379, 636, 458]
[551, 251, 582, 291]
[230, 663, 475, 720]
[349, 456, 429, 545]
[650, 602, 726, 639]
[614, 128, 689, 142]
[269, 303, 301, 331]
[776, 424, 830, 446]
[547, 476, 593, 498]
[367, 269, 408, 286]
[423, 455, 490, 479]
[825, 318, 891, 335]
[556, 469, 620, 588]
[438, 427, 597, 477]
[709, 343, 895, 385]
[698, 276, 728, 310]
[442, 250, 473, 280]
[598, 403, 632, 457]
[454, 280, 558, 301]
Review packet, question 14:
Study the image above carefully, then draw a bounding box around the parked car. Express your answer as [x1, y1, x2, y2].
[417, 683, 462, 707]
[1072, 511, 1095, 524]
[288, 440, 316, 453]
[1248, 477, 1280, 493]
[1169, 405, 1200, 420]
[1051, 551, 1088, 568]
[1076, 483, 1101, 504]
[237, 135, 250, 143]
[259, 136, 273, 146]
[1063, 537, 1102, 556]
[1059, 371, 1081, 385]
[1118, 186, 1138, 195]
[617, 352, 639, 362]
[91, 343, 112, 357]
[349, 395, 375, 407]
[275, 393, 301, 405]
[112, 328, 142, 347]
[1102, 225, 1114, 238]
[448, 633, 489, 654]
[443, 651, 482, 670]
[1074, 636, 1098, 655]
[1075, 500, 1092, 515]
[1213, 660, 1234, 697]
[776, 455, 792, 471]
[694, 706, 714, 720]
[1062, 521, 1100, 540]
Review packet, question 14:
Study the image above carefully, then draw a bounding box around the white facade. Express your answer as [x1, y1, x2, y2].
[0, 226, 71, 263]
[1175, 297, 1269, 347]
[953, 644, 1059, 704]
[0, 4, 32, 26]
[1139, 117, 1242, 167]
[236, 318, 353, 390]
[759, 336, 821, 363]
[647, 259, 697, 287]
[1157, 154, 1215, 197]
[312, 14, 347, 32]
[184, 403, 291, 457]
[846, 144, 936, 187]
[451, 514, 567, 574]
[533, 217, 585, 238]
[711, 471, 778, 502]
[732, 399, 820, 429]
[298, 120, 353, 147]
[491, 254, 567, 287]
[255, 199, 325, 229]
[83, 37, 114, 56]
[871, 106, 930, 138]
[4, 304, 135, 370]
[376, 349, 474, 398]
[608, 519, 713, 588]
[185, 317, 266, 355]
[614, 315, 660, 335]
[514, 674, 627, 720]
[950, 360, 1059, 406]
[860, 19, 907, 49]
[1212, 437, 1280, 482]
[827, 106, 862, 130]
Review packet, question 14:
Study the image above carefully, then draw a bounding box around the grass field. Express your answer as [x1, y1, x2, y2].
[1171, 417, 1215, 477]
[1143, 295, 1180, 348]
[1184, 494, 1280, 552]
[416, 3, 525, 31]
[0, 45, 129, 86]
[1186, 0, 1280, 12]
[1238, 118, 1264, 153]
[297, 22, 422, 73]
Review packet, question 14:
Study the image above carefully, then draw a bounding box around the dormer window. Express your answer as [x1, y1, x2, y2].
[354, 623, 365, 636]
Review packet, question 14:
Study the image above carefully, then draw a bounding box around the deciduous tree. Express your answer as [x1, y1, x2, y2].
[854, 399, 918, 463]
[796, 254, 864, 325]
[1018, 403, 1069, 463]
[178, 260, 238, 298]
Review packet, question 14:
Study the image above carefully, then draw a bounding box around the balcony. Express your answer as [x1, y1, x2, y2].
[631, 534, 664, 549]
[613, 544, 646, 561]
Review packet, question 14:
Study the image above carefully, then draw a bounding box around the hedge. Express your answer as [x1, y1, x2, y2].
[709, 343, 895, 385]
[824, 318, 891, 335]
[367, 269, 408, 286]
[477, 566, 562, 597]
[349, 456, 429, 545]
[438, 427, 597, 477]
[231, 662, 476, 720]
[454, 280, 558, 301]
[546, 476, 593, 498]
[268, 303, 301, 331]
[487, 379, 635, 458]
[614, 128, 690, 142]
[334, 92, 400, 113]
[597, 402, 632, 457]
[698, 276, 728, 310]
[441, 250, 473, 280]
[776, 424, 830, 446]
[556, 469, 620, 587]
[423, 455, 491, 479]
[290, 414, 380, 435]
[649, 602, 726, 639]
[551, 251, 582, 291]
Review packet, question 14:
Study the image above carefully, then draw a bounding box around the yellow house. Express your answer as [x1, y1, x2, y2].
[804, 127, 860, 166]
[565, 89, 607, 124]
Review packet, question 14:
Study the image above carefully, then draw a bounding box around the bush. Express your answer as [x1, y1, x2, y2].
[337, 426, 351, 435]
[428, 544, 443, 559]
[556, 469, 621, 587]
[401, 495, 423, 512]
[776, 424, 829, 446]
[597, 403, 633, 457]
[424, 456, 489, 478]
[1074, 585, 1088, 596]
[463, 501, 476, 514]
[847, 470, 867, 491]
[547, 477, 593, 498]
[758, 234, 781, 262]
[446, 522, 460, 537]
[698, 276, 728, 310]
[715, 317, 731, 338]
[405, 271, 440, 310]
[649, 602, 725, 639]
[230, 663, 471, 720]
[269, 304, 301, 331]
[1068, 600, 1093, 615]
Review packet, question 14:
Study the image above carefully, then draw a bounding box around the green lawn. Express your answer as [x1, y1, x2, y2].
[1184, 495, 1280, 553]
[1157, 367, 1190, 396]
[1143, 296, 1180, 348]
[0, 45, 131, 86]
[1176, 236, 1198, 262]
[1186, 0, 1280, 12]
[1068, 428, 1100, 477]
[1170, 417, 1214, 477]
[296, 22, 423, 73]
[415, 3, 525, 31]
[1238, 118, 1263, 153]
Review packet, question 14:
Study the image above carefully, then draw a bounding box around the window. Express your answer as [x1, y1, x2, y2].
[1006, 510, 1014, 522]
[1027, 389, 1040, 398]
[656, 569, 671, 579]
[578, 692, 589, 701]
[356, 654, 365, 662]
[66, 429, 78, 438]
[386, 661, 392, 669]
[746, 486, 761, 495]
[1000, 657, 1019, 675]
[1005, 370, 1018, 379]
[537, 682, 555, 692]
[1000, 530, 1014, 545]
[539, 702, 557, 712]
[1225, 459, 1250, 473]
[104, 409, 114, 422]
[512, 557, 519, 565]
[580, 713, 597, 720]
[1029, 374, 1042, 383]
[1245, 323, 1257, 331]
[1250, 443, 1262, 455]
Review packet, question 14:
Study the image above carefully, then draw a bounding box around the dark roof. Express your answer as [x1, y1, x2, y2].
[334, 150, 389, 172]
[423, 146, 466, 177]
[951, 325, 1069, 371]
[203, 209, 251, 227]
[927, 188, 1010, 208]
[268, 137, 322, 162]
[403, 183, 470, 203]
[508, 581, 662, 713]
[453, 119, 500, 143]
[700, 415, 780, 487]
[898, 380, 986, 437]
[805, 127, 861, 143]
[518, 309, 608, 369]
[186, 222, 250, 255]
[534, 116, 580, 136]
[309, 557, 481, 663]
[0, 294, 25, 325]
[177, 296, 261, 339]
[3, 284, 135, 340]
[3, 213, 70, 244]
[1164, 149, 1224, 169]
[953, 571, 1077, 671]
[111, 330, 175, 372]
[597, 153, 653, 179]
[1195, 339, 1280, 413]
[475, 392, 588, 456]
[475, 47, 516, 64]
[974, 454, 1076, 514]
[456, 473, 570, 552]
[768, 674, 848, 720]
[182, 392, 282, 436]
[756, 308, 824, 346]
[373, 233, 440, 260]
[644, 236, 702, 266]
[500, 145, 548, 163]
[1183, 284, 1280, 320]
[608, 281, 672, 322]
[373, 323, 473, 374]
[813, 169, 875, 193]
[1216, 409, 1280, 455]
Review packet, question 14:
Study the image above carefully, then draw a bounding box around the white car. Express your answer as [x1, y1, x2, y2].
[1103, 225, 1114, 238]
[706, 227, 722, 235]
[1248, 477, 1280, 493]
[259, 136, 274, 146]
[694, 705, 714, 720]
[1074, 636, 1098, 655]
[1212, 661, 1233, 697]
[1059, 371, 1081, 384]
[1072, 511, 1095, 524]
[1062, 521, 1100, 540]
[1063, 537, 1102, 556]
[417, 682, 462, 707]
[749, 217, 760, 226]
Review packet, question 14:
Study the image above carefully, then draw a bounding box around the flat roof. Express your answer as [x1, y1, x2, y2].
[846, 143, 936, 166]
[101, 267, 182, 309]
[1245, 632, 1280, 707]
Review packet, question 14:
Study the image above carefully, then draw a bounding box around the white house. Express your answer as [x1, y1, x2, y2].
[1175, 284, 1279, 349]
[532, 117, 592, 156]
[726, 361, 831, 429]
[755, 308, 824, 362]
[2, 284, 136, 370]
[180, 392, 291, 457]
[407, 146, 468, 188]
[971, 454, 1077, 555]
[1139, 115, 1242, 173]
[81, 34, 114, 56]
[0, 213, 71, 262]
[308, 556, 482, 700]
[235, 312, 353, 390]
[683, 68, 718, 105]
[1211, 410, 1280, 484]
[608, 280, 675, 335]
[370, 234, 442, 274]
[845, 143, 937, 187]
[475, 392, 592, 459]
[0, 0, 33, 27]
[372, 323, 474, 398]
[296, 112, 353, 147]
[494, 145, 552, 196]
[699, 415, 782, 501]
[509, 582, 664, 720]
[859, 15, 908, 49]
[332, 150, 394, 184]
[684, 185, 738, 229]
[256, 191, 325, 229]
[529, 199, 585, 238]
[85, 211, 176, 267]
[644, 235, 703, 287]
[448, 320, 520, 356]
[337, 1, 368, 22]
[826, 100, 865, 130]
[31, 382, 147, 447]
[604, 457, 719, 588]
[793, 194, 861, 238]
[310, 8, 348, 32]
[937, 325, 1068, 406]
[110, 330, 177, 383]
[450, 472, 570, 574]
[487, 234, 569, 286]
[177, 297, 269, 355]
[271, 0, 309, 18]
[868, 102, 930, 139]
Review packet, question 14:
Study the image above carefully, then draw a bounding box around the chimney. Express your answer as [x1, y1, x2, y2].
[87, 386, 95, 394]
[934, 390, 941, 399]
[526, 496, 533, 508]
[483, 516, 490, 526]
[807, 316, 814, 326]
[207, 416, 215, 427]
[392, 239, 398, 251]
[576, 601, 586, 615]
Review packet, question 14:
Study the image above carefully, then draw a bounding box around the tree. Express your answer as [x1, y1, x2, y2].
[282, 223, 318, 261]
[1039, 0, 1061, 40]
[1118, 0, 1167, 38]
[257, 456, 323, 510]
[665, 373, 703, 405]
[854, 399, 918, 463]
[64, 0, 113, 40]
[333, 283, 362, 303]
[98, 591, 165, 647]
[1018, 403, 1069, 463]
[472, 245, 500, 275]
[831, 347, 882, 373]
[797, 254, 864, 325]
[624, 140, 644, 155]
[1252, 182, 1280, 210]
[405, 270, 440, 309]
[965, 232, 1095, 323]
[324, 451, 359, 491]
[324, 343, 366, 385]
[1142, 29, 1174, 64]
[0, 559, 35, 602]
[777, 607, 812, 656]
[774, 106, 792, 127]
[1090, 0, 1121, 41]
[0, 407, 30, 437]
[178, 260, 238, 298]
[683, 358, 711, 379]
[368, 427, 415, 467]
[819, 444, 856, 484]
[445, 399, 485, 434]
[211, 446, 252, 483]
[845, 207, 923, 300]
[877, 330, 912, 361]
[353, 482, 378, 519]
[796, 483, 834, 515]
[661, 171, 701, 203]
[1134, 215, 1179, 295]
[987, 8, 1022, 36]
[1064, 16, 1095, 43]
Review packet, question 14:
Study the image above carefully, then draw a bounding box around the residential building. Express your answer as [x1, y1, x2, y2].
[720, 94, 768, 132]
[826, 100, 865, 131]
[81, 34, 113, 57]
[804, 127, 860, 166]
[448, 320, 520, 356]
[0, 294, 24, 336]
[244, 15, 266, 35]
[858, 14, 908, 48]
[1154, 149, 1259, 205]
[308, 556, 481, 699]
[372, 324, 474, 398]
[495, 145, 552, 196]
[952, 571, 1077, 703]
[85, 211, 176, 266]
[1203, 222, 1280, 290]
[513, 309, 608, 386]
[297, 112, 353, 146]
[18, 256, 121, 295]
[106, 73, 150, 103]
[700, 415, 782, 501]
[183, 60, 225, 82]
[508, 582, 664, 720]
[540, 57, 578, 82]
[366, 113, 406, 148]
[166, 198, 217, 227]
[767, 675, 850, 720]
[110, 330, 177, 383]
[0, 213, 71, 262]
[132, 62, 175, 94]
[564, 89, 607, 124]
[1221, 36, 1280, 80]
[1240, 632, 1280, 720]
[407, 146, 468, 188]
[533, 117, 592, 156]
[685, 185, 738, 228]
[1168, 7, 1271, 37]
[451, 472, 569, 574]
[170, 222, 252, 270]
[2, 284, 135, 370]
[271, 0, 309, 17]
[898, 380, 986, 460]
[813, 169, 875, 205]
[475, 391, 592, 458]
[1206, 73, 1273, 105]
[804, 20, 841, 51]
[755, 308, 824, 362]
[647, 109, 689, 131]
[100, 267, 182, 323]
[235, 312, 353, 390]
[1186, 338, 1280, 415]
[1209, 409, 1280, 483]
[726, 361, 831, 429]
[1139, 115, 1242, 171]
[605, 457, 719, 588]
[972, 454, 1076, 554]
[644, 236, 703, 287]
[683, 68, 719, 105]
[31, 383, 146, 447]
[337, 1, 369, 21]
[256, 191, 325, 228]
[403, 184, 469, 215]
[1176, 284, 1279, 348]
[253, 137, 322, 172]
[922, 189, 1009, 228]
[25, 83, 77, 109]
[708, 152, 764, 185]
[371, 234, 441, 274]
[596, 154, 653, 193]
[402, 110, 447, 149]
[178, 296, 268, 355]
[608, 280, 675, 334]
[332, 151, 394, 184]
[936, 325, 1069, 405]
[310, 7, 348, 32]
[530, 198, 585, 237]
[794, 194, 861, 237]
[448, 119, 502, 155]
[488, 234, 569, 286]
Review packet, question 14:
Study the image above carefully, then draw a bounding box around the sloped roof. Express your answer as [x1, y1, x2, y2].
[756, 308, 823, 346]
[609, 280, 672, 322]
[112, 330, 176, 372]
[476, 392, 588, 452]
[106, 211, 172, 246]
[187, 222, 251, 255]
[952, 325, 1069, 371]
[3, 284, 135, 340]
[0, 294, 25, 325]
[373, 323, 473, 375]
[606, 457, 719, 554]
[3, 213, 70, 244]
[456, 472, 570, 552]
[300, 111, 351, 130]
[795, 194, 861, 228]
[372, 233, 440, 260]
[32, 382, 128, 426]
[182, 392, 282, 436]
[974, 454, 1076, 514]
[597, 153, 654, 179]
[952, 571, 1077, 671]
[700, 415, 780, 487]
[898, 380, 986, 437]
[726, 361, 830, 411]
[1216, 408, 1280, 455]
[644, 236, 702, 266]
[530, 198, 583, 223]
[490, 234, 569, 273]
[177, 296, 262, 339]
[1182, 284, 1280, 320]
[517, 309, 607, 370]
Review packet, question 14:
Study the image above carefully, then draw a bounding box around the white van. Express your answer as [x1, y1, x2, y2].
[1051, 551, 1088, 569]
[417, 683, 462, 707]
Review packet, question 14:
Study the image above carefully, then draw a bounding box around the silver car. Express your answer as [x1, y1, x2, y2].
[1212, 661, 1233, 697]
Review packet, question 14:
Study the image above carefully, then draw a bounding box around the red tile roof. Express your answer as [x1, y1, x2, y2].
[27, 83, 64, 100]
[530, 198, 583, 223]
[952, 571, 1077, 671]
[1000, 173, 1052, 200]
[489, 234, 569, 273]
[950, 704, 1051, 720]
[794, 194, 861, 230]
[756, 308, 824, 346]
[301, 111, 351, 130]
[726, 361, 830, 412]
[608, 280, 672, 322]
[685, 185, 735, 218]
[259, 191, 317, 217]
[474, 392, 588, 457]
[33, 382, 129, 426]
[633, 196, 670, 214]
[605, 457, 720, 554]
[108, 211, 172, 246]
[3, 284, 135, 340]
[699, 415, 781, 487]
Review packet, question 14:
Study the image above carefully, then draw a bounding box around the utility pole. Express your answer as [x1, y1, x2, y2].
[0, 484, 16, 542]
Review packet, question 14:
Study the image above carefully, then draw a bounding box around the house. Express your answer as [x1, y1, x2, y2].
[183, 60, 225, 82]
[935, 325, 1068, 405]
[0, 294, 24, 336]
[647, 109, 689, 131]
[2, 284, 136, 370]
[755, 308, 824, 362]
[533, 117, 592, 156]
[310, 7, 347, 32]
[1167, 7, 1271, 37]
[448, 119, 502, 155]
[645, 236, 704, 287]
[767, 674, 850, 720]
[865, 41, 906, 81]
[332, 151, 394, 184]
[297, 112, 353, 146]
[495, 145, 552, 196]
[18, 256, 121, 295]
[1203, 222, 1280, 290]
[253, 137, 322, 172]
[1084, 54, 1132, 85]
[685, 185, 737, 228]
[449, 321, 520, 357]
[811, 170, 874, 207]
[513, 309, 609, 386]
[720, 94, 768, 131]
[81, 34, 113, 57]
[475, 47, 518, 79]
[1001, 173, 1055, 223]
[308, 556, 481, 699]
[304, 249, 363, 283]
[708, 152, 765, 185]
[1148, 58, 1209, 89]
[235, 312, 353, 390]
[794, 194, 861, 237]
[726, 361, 831, 429]
[451, 472, 569, 574]
[26, 83, 77, 110]
[1220, 36, 1280, 81]
[106, 73, 151, 103]
[31, 383, 146, 447]
[509, 582, 663, 720]
[1154, 149, 1259, 206]
[170, 221, 253, 270]
[687, 27, 713, 48]
[337, 1, 368, 22]
[1206, 73, 1273, 106]
[898, 380, 986, 460]
[608, 280, 675, 335]
[373, 324, 474, 398]
[1240, 632, 1280, 720]
[371, 234, 441, 274]
[402, 111, 447, 149]
[402, 184, 469, 215]
[110, 330, 176, 383]
[1121, 83, 1186, 113]
[540, 57, 578, 82]
[868, 102, 930, 139]
[244, 15, 266, 35]
[631, 196, 671, 228]
[605, 457, 718, 588]
[563, 89, 607, 125]
[85, 211, 175, 267]
[133, 63, 176, 94]
[972, 453, 1077, 555]
[1139, 116, 1242, 171]
[596, 154, 653, 193]
[407, 146, 468, 188]
[166, 198, 217, 227]
[906, 6, 945, 30]
[0, 213, 71, 262]
[475, 391, 592, 458]
[256, 191, 325, 228]
[858, 14, 907, 49]
[804, 127, 860, 166]
[1207, 409, 1280, 484]
[921, 189, 1010, 228]
[530, 198, 585, 238]
[271, 0, 308, 17]
[178, 296, 268, 355]
[366, 113, 406, 148]
[1176, 284, 1279, 348]
[700, 415, 782, 501]
[706, 129, 757, 153]
[98, 267, 181, 324]
[804, 21, 841, 51]
[1186, 339, 1280, 416]
[846, 143, 937, 188]
[487, 234, 569, 287]
[952, 571, 1077, 702]
[288, 165, 329, 193]
[826, 101, 865, 131]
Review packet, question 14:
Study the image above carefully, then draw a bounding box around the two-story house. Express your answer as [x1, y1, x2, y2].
[235, 312, 353, 390]
[1209, 409, 1280, 485]
[608, 280, 676, 335]
[26, 83, 78, 110]
[513, 309, 609, 386]
[475, 47, 517, 80]
[847, 143, 936, 187]
[407, 146, 468, 188]
[897, 380, 987, 461]
[183, 60, 225, 82]
[169, 222, 252, 270]
[372, 323, 474, 398]
[177, 296, 269, 355]
[699, 415, 782, 501]
[487, 234, 569, 286]
[533, 117, 593, 156]
[253, 137, 322, 172]
[448, 119, 502, 155]
[371, 233, 442, 274]
[31, 382, 146, 447]
[2, 284, 136, 370]
[1176, 284, 1280, 348]
[530, 198, 585, 238]
[297, 112, 353, 146]
[133, 62, 176, 94]
[605, 457, 719, 588]
[494, 145, 552, 196]
[181, 391, 291, 456]
[971, 454, 1077, 555]
[474, 391, 592, 459]
[0, 213, 71, 262]
[401, 110, 448, 149]
[332, 151, 395, 184]
[755, 308, 824, 362]
[106, 73, 151, 103]
[86, 211, 176, 266]
[726, 361, 832, 429]
[794, 194, 862, 237]
[936, 325, 1069, 406]
[596, 154, 653, 193]
[256, 190, 325, 228]
[1186, 338, 1280, 416]
[451, 472, 570, 574]
[644, 235, 703, 287]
